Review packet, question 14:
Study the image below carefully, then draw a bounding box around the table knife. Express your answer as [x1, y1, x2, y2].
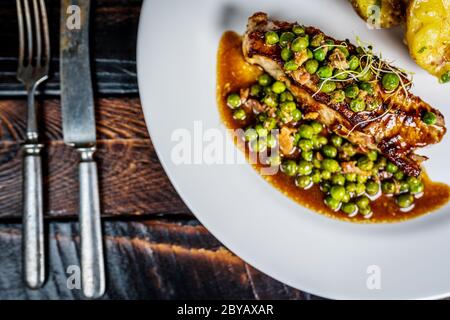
[60, 0, 105, 299]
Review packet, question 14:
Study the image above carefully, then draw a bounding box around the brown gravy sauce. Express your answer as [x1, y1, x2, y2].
[217, 31, 450, 223]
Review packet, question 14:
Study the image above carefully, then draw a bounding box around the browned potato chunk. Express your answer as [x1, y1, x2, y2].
[349, 0, 408, 28]
[405, 0, 450, 82]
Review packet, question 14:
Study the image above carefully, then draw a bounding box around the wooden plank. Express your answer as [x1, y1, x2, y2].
[0, 219, 308, 299]
[0, 98, 190, 218]
[0, 0, 142, 96]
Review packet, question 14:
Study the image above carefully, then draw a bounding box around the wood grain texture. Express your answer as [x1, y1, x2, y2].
[0, 220, 312, 300]
[0, 0, 141, 96]
[0, 98, 190, 219]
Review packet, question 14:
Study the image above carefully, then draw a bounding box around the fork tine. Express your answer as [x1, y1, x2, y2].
[22, 0, 33, 66]
[16, 0, 24, 66]
[32, 0, 41, 66]
[39, 0, 50, 66]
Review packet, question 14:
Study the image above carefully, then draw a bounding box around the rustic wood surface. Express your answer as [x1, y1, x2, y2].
[0, 0, 313, 299]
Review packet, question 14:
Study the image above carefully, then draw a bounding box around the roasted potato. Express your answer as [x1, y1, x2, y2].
[405, 0, 450, 82]
[349, 0, 408, 28]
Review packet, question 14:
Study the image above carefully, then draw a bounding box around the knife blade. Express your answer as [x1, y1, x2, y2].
[60, 0, 105, 299]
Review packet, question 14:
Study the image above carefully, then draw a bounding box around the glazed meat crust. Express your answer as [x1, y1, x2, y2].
[243, 12, 446, 177]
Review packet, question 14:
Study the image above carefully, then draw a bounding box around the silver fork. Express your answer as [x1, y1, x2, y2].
[16, 0, 50, 289]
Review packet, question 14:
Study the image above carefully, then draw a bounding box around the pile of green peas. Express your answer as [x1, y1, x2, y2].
[225, 72, 425, 218]
[263, 25, 438, 125]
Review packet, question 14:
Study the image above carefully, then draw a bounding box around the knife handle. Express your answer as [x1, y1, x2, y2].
[23, 143, 45, 289]
[78, 147, 105, 299]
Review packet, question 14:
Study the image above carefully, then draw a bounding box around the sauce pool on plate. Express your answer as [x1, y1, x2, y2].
[217, 31, 450, 223]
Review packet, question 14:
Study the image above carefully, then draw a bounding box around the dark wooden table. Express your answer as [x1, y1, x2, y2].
[0, 0, 319, 299]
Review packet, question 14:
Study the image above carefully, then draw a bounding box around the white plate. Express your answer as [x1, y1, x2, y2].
[137, 0, 450, 299]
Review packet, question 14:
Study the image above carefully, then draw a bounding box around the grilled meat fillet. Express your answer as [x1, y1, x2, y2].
[243, 12, 446, 177]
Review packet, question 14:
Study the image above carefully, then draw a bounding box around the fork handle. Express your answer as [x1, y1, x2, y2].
[23, 143, 45, 289]
[78, 147, 105, 299]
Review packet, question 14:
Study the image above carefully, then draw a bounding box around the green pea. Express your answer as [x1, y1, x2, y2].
[257, 113, 267, 122]
[265, 31, 279, 45]
[399, 181, 409, 193]
[366, 99, 381, 111]
[310, 121, 322, 134]
[298, 124, 314, 139]
[366, 181, 380, 196]
[396, 193, 414, 209]
[410, 181, 424, 194]
[280, 47, 293, 61]
[422, 111, 437, 125]
[367, 150, 378, 161]
[272, 81, 286, 94]
[310, 34, 324, 47]
[292, 25, 305, 35]
[250, 139, 267, 153]
[311, 170, 322, 184]
[313, 158, 322, 169]
[263, 86, 272, 95]
[394, 171, 404, 181]
[284, 60, 299, 71]
[267, 154, 281, 167]
[320, 81, 336, 93]
[233, 108, 246, 120]
[348, 55, 359, 70]
[346, 173, 357, 182]
[292, 109, 302, 122]
[342, 192, 351, 203]
[359, 82, 374, 95]
[356, 196, 370, 209]
[258, 74, 272, 86]
[386, 162, 398, 174]
[355, 183, 366, 195]
[344, 84, 359, 99]
[377, 157, 387, 168]
[292, 36, 309, 52]
[279, 32, 295, 47]
[321, 159, 340, 173]
[331, 90, 345, 103]
[301, 150, 314, 162]
[332, 174, 346, 186]
[298, 139, 313, 151]
[381, 181, 396, 194]
[440, 71, 450, 83]
[227, 93, 241, 109]
[298, 160, 313, 176]
[382, 73, 400, 91]
[314, 48, 326, 61]
[322, 145, 337, 158]
[281, 160, 298, 177]
[349, 98, 366, 112]
[280, 101, 296, 113]
[263, 93, 279, 108]
[325, 196, 341, 211]
[296, 175, 312, 189]
[334, 69, 348, 80]
[357, 175, 368, 184]
[280, 91, 294, 102]
[341, 142, 356, 157]
[358, 69, 374, 81]
[306, 48, 313, 59]
[250, 84, 262, 97]
[406, 176, 420, 187]
[255, 124, 268, 137]
[357, 156, 374, 171]
[312, 135, 328, 149]
[342, 202, 357, 215]
[346, 182, 357, 193]
[266, 134, 277, 148]
[359, 206, 372, 216]
[330, 185, 346, 201]
[316, 66, 333, 78]
[305, 59, 319, 74]
[328, 134, 341, 148]
[321, 170, 332, 180]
